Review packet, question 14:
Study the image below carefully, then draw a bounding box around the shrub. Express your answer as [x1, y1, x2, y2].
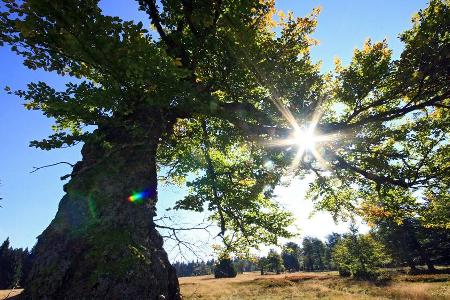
[266, 249, 285, 274]
[214, 258, 237, 278]
[338, 268, 351, 277]
[333, 233, 391, 280]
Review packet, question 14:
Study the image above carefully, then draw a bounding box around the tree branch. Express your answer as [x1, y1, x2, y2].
[328, 150, 410, 188]
[30, 161, 74, 174]
[201, 119, 227, 236]
[138, 0, 192, 68]
[155, 215, 214, 261]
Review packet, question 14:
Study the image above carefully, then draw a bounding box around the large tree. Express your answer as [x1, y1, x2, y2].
[0, 0, 313, 298]
[1, 0, 449, 299]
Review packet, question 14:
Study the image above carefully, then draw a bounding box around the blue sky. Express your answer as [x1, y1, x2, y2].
[0, 0, 428, 253]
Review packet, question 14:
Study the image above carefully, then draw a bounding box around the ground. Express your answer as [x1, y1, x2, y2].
[179, 271, 450, 300]
[0, 289, 22, 299]
[1, 270, 449, 299]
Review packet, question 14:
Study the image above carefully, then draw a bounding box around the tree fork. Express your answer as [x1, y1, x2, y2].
[22, 132, 180, 299]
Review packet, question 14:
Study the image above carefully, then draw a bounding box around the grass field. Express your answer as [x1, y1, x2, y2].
[179, 271, 450, 299]
[1, 271, 449, 299]
[0, 289, 22, 300]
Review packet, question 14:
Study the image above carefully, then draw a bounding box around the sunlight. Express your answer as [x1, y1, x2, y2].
[294, 127, 317, 152]
[293, 126, 338, 168]
[265, 121, 339, 171]
[290, 125, 320, 170]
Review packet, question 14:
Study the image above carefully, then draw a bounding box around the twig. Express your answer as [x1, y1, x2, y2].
[155, 223, 212, 231]
[155, 215, 215, 261]
[30, 161, 74, 173]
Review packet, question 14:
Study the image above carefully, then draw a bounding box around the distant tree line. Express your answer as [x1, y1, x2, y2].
[259, 219, 450, 280]
[0, 238, 33, 289]
[3, 215, 448, 284]
[173, 257, 259, 278]
[375, 218, 450, 272]
[173, 259, 214, 277]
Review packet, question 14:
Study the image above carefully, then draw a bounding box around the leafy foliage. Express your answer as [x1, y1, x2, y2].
[374, 217, 450, 272]
[308, 1, 450, 229]
[332, 227, 391, 280]
[214, 258, 237, 278]
[301, 237, 327, 271]
[1, 0, 449, 256]
[281, 242, 301, 272]
[264, 249, 285, 274]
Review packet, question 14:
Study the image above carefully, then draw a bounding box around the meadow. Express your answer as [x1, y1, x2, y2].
[179, 271, 450, 300]
[1, 269, 449, 299]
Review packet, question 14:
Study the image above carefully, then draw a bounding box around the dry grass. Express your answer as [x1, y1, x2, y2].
[0, 289, 23, 300]
[1, 272, 448, 299]
[179, 271, 450, 300]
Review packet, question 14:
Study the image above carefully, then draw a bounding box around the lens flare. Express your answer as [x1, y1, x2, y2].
[88, 193, 98, 221]
[265, 122, 340, 171]
[128, 189, 152, 204]
[294, 127, 317, 151]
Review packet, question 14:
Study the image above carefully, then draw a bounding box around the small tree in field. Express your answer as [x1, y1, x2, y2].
[333, 227, 391, 280]
[258, 257, 268, 275]
[281, 242, 301, 272]
[266, 249, 285, 274]
[214, 258, 237, 278]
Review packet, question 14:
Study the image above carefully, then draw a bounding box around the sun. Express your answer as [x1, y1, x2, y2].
[260, 93, 340, 171]
[265, 124, 323, 155]
[294, 127, 317, 152]
[290, 125, 322, 169]
[265, 123, 337, 171]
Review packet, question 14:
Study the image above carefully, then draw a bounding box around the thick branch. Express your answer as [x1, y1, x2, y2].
[201, 119, 227, 236]
[348, 92, 450, 129]
[138, 0, 192, 68]
[328, 151, 409, 188]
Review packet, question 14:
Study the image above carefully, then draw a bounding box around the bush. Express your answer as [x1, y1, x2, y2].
[333, 233, 391, 280]
[338, 268, 351, 277]
[266, 249, 285, 274]
[214, 258, 237, 278]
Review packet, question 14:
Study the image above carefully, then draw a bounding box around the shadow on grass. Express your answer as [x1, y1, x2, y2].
[409, 267, 450, 275]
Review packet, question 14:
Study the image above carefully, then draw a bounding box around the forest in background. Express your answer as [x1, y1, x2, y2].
[2, 216, 449, 289]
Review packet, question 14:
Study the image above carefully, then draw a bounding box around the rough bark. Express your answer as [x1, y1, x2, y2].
[21, 129, 180, 299]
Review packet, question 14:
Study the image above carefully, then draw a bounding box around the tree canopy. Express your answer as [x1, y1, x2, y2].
[1, 0, 449, 258]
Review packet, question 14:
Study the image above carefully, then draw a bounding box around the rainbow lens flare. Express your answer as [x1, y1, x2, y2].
[128, 189, 152, 204]
[88, 193, 98, 221]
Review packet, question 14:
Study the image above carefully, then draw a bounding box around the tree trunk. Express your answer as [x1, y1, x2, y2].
[420, 250, 436, 272]
[407, 258, 417, 273]
[22, 132, 180, 299]
[404, 222, 436, 273]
